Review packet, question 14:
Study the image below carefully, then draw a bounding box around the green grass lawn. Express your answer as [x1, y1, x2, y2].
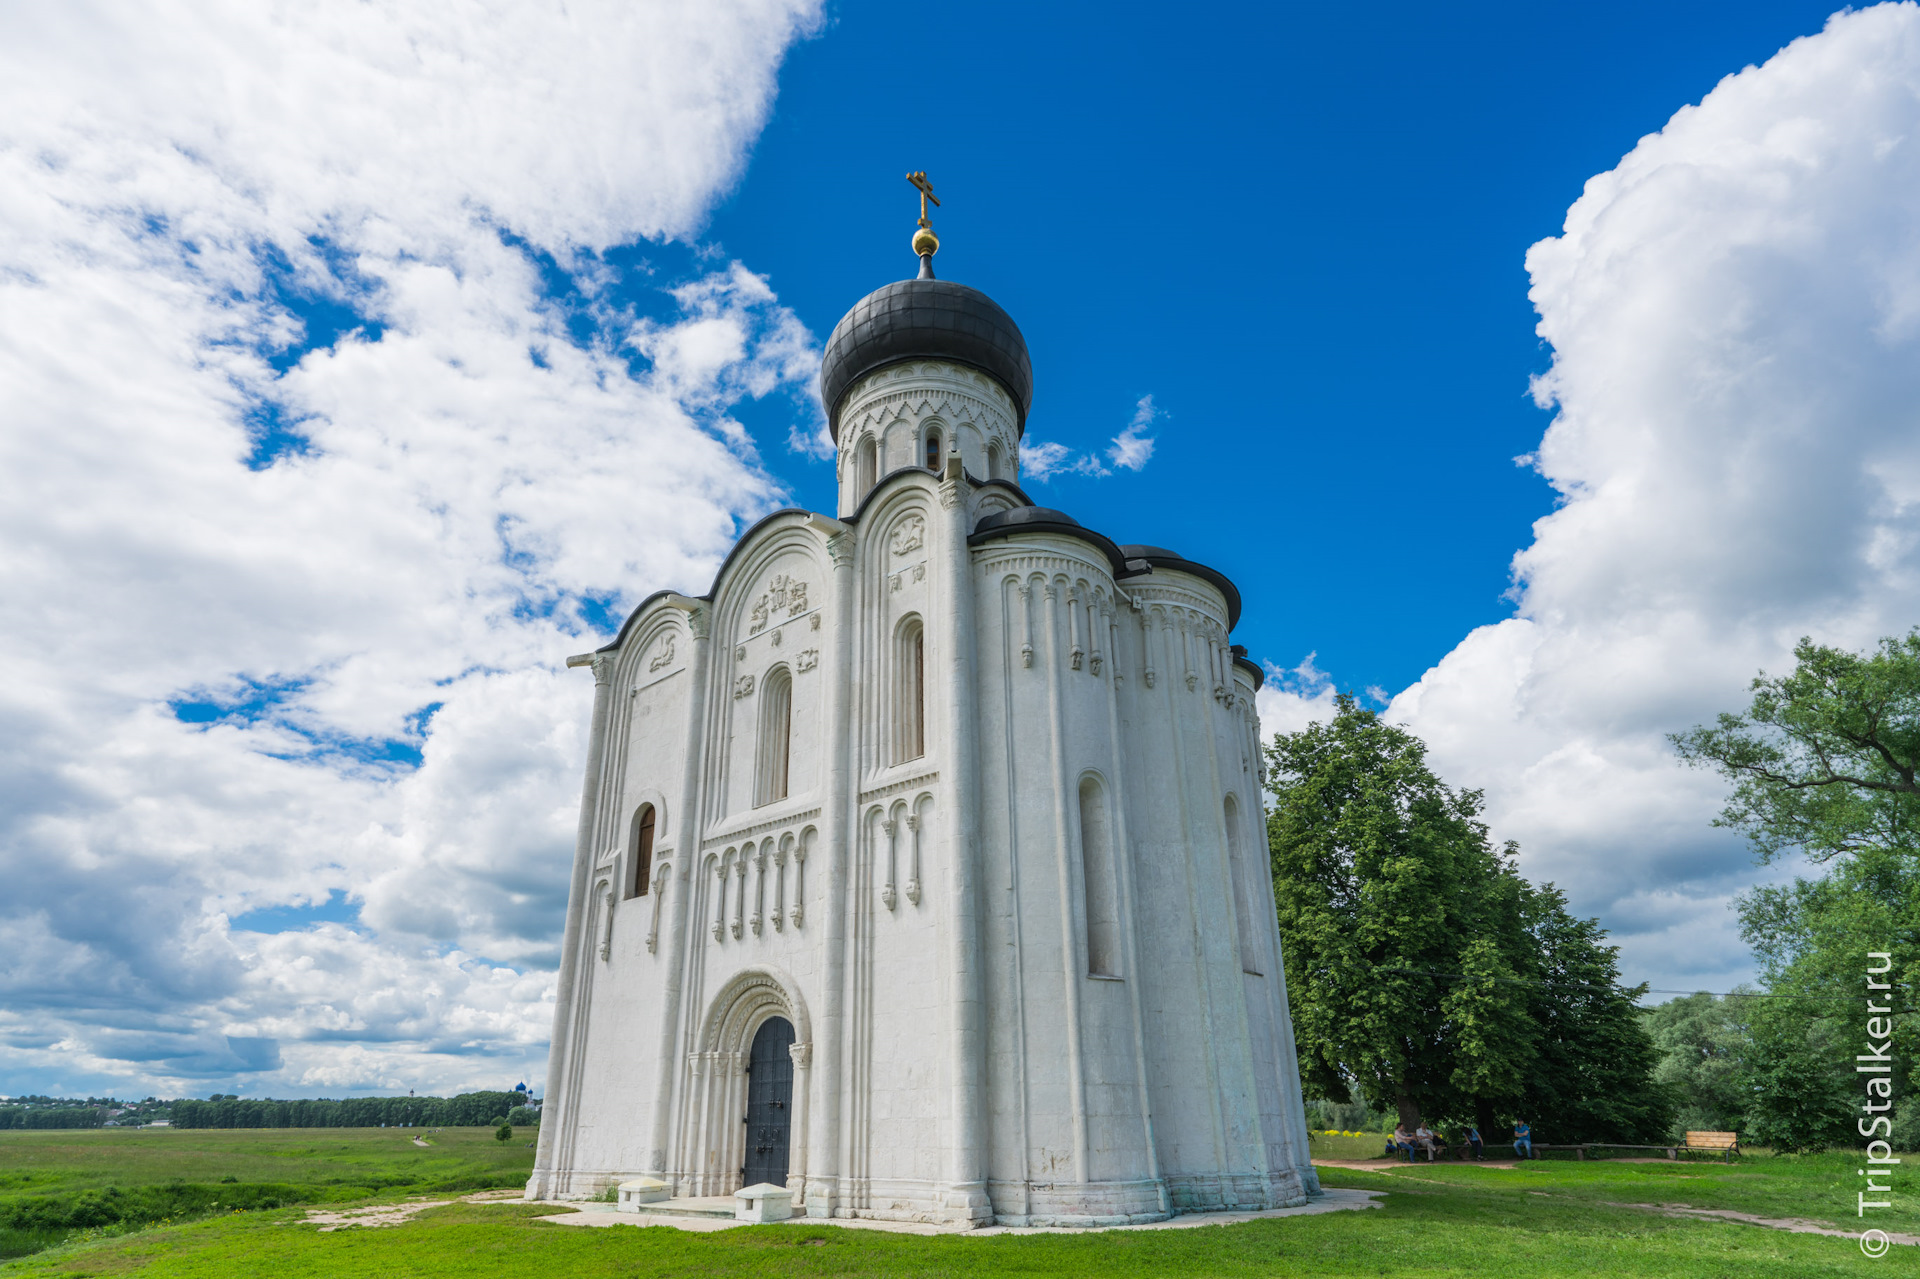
[0, 1127, 534, 1261]
[1, 1129, 1911, 1276]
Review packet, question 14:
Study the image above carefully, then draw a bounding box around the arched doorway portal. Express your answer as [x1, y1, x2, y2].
[743, 1017, 795, 1186]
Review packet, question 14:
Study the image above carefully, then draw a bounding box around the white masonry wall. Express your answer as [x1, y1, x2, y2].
[527, 359, 1316, 1224]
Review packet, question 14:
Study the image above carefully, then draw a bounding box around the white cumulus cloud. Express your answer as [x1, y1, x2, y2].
[0, 0, 822, 1097]
[1387, 3, 1920, 992]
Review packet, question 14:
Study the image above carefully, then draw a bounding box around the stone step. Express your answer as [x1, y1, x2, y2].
[630, 1196, 739, 1220]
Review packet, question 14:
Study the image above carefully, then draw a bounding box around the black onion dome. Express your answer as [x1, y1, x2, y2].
[820, 279, 1033, 442]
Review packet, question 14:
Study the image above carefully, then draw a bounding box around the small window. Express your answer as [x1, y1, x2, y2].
[987, 442, 1004, 481]
[1225, 796, 1261, 974]
[756, 668, 793, 805]
[856, 437, 878, 500]
[925, 430, 942, 471]
[629, 805, 656, 897]
[1080, 777, 1120, 976]
[894, 618, 925, 764]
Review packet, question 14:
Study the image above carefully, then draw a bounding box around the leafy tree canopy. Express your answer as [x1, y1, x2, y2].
[1671, 631, 1920, 864]
[1670, 633, 1920, 1149]
[1266, 695, 1668, 1142]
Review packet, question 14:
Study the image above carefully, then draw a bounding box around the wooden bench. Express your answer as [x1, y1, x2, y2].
[1680, 1131, 1741, 1163]
[1521, 1135, 1742, 1163]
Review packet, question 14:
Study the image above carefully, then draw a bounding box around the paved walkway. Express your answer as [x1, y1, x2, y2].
[536, 1188, 1386, 1236]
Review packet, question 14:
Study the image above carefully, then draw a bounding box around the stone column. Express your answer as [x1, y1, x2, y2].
[938, 456, 990, 1224]
[528, 650, 615, 1199]
[788, 1040, 814, 1193]
[648, 602, 709, 1176]
[808, 518, 857, 1218]
[1041, 575, 1089, 1185]
[1103, 594, 1167, 1213]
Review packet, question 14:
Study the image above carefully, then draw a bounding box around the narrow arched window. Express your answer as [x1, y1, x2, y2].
[1080, 776, 1120, 977]
[894, 617, 925, 764]
[925, 429, 942, 471]
[756, 668, 792, 806]
[628, 805, 656, 898]
[986, 442, 1004, 481]
[1224, 796, 1262, 974]
[857, 437, 878, 500]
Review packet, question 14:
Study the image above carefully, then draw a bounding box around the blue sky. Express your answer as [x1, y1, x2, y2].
[705, 0, 1841, 696]
[5, 0, 1917, 1097]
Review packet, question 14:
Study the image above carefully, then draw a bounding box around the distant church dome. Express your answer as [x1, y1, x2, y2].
[819, 278, 1034, 442]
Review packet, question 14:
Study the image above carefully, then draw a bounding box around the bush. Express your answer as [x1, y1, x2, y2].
[0, 1183, 326, 1232]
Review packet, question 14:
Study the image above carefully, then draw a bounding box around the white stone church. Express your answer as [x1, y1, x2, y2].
[526, 220, 1319, 1226]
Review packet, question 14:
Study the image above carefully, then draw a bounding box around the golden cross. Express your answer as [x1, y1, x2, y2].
[907, 171, 940, 227]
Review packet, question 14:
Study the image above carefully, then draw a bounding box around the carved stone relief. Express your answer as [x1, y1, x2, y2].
[648, 633, 676, 672]
[889, 515, 925, 557]
[733, 674, 754, 699]
[747, 574, 810, 637]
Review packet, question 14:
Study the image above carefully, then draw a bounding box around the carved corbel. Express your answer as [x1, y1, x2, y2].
[880, 818, 898, 911]
[1017, 582, 1034, 668]
[790, 846, 806, 929]
[750, 847, 767, 937]
[646, 863, 668, 954]
[904, 812, 922, 907]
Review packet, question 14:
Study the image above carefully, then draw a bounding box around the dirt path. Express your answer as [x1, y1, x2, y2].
[302, 1188, 522, 1231]
[1606, 1201, 1920, 1246]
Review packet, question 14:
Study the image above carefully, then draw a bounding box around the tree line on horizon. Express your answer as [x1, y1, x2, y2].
[2, 1091, 541, 1131]
[170, 1091, 535, 1129]
[1266, 631, 1918, 1152]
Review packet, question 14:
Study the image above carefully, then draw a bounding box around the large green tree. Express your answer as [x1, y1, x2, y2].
[1266, 696, 1668, 1142]
[1515, 889, 1670, 1143]
[1640, 992, 1749, 1134]
[1672, 633, 1920, 1149]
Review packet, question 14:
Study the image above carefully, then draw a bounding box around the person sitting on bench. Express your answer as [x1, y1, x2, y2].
[1513, 1120, 1533, 1160]
[1413, 1123, 1445, 1161]
[1387, 1122, 1416, 1162]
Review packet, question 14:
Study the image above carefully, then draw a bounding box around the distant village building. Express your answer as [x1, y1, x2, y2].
[527, 201, 1318, 1226]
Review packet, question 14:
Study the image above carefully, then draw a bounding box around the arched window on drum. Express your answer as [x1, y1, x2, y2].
[1224, 795, 1262, 975]
[756, 667, 793, 806]
[893, 617, 925, 765]
[627, 804, 656, 898]
[1080, 776, 1121, 977]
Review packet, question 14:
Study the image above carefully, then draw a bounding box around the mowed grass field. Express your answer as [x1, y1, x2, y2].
[0, 1126, 533, 1260]
[4, 1127, 1915, 1276]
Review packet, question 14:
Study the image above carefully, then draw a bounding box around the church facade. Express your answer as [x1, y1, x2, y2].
[526, 225, 1319, 1227]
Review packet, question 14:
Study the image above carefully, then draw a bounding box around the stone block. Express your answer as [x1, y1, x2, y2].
[617, 1177, 670, 1211]
[734, 1182, 794, 1222]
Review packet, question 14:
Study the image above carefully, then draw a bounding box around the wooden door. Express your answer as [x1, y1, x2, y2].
[742, 1016, 794, 1187]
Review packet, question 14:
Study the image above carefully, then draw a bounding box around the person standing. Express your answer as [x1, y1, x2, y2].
[1465, 1125, 1484, 1160]
[1513, 1120, 1533, 1160]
